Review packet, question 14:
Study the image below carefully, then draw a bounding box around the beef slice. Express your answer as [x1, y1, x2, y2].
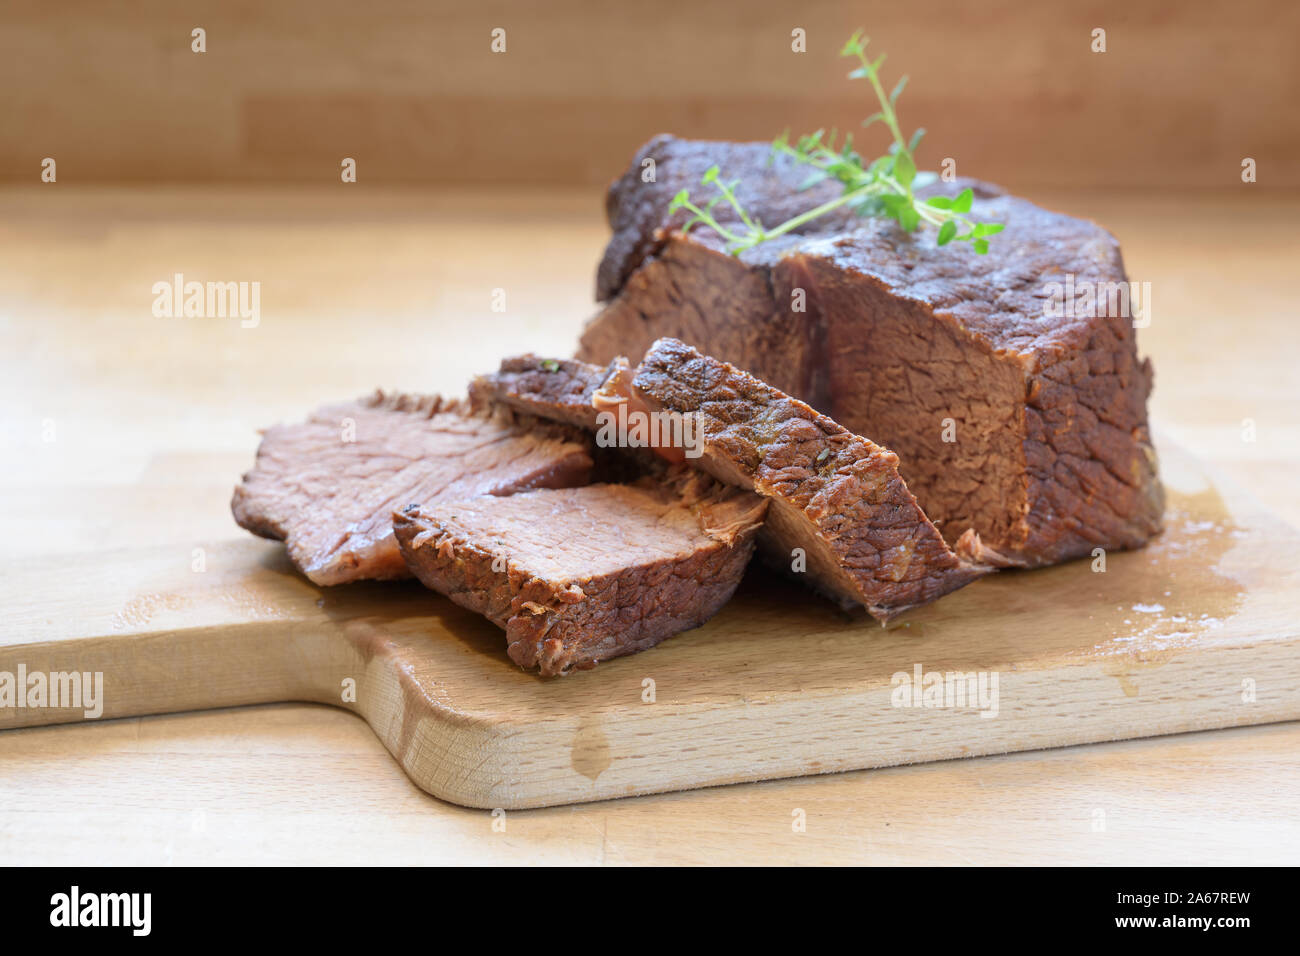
[475, 344, 988, 619]
[232, 390, 593, 585]
[393, 469, 767, 675]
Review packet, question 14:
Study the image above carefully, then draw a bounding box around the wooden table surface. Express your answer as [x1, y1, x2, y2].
[1, 185, 1297, 865]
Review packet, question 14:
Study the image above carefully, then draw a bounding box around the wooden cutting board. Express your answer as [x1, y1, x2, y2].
[3, 436, 1298, 809]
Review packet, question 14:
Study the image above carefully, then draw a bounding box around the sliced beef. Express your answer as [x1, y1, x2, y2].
[393, 469, 767, 676]
[469, 355, 627, 432]
[582, 234, 826, 405]
[583, 135, 863, 405]
[475, 345, 988, 619]
[630, 339, 988, 616]
[579, 135, 1164, 567]
[231, 391, 593, 585]
[468, 355, 670, 481]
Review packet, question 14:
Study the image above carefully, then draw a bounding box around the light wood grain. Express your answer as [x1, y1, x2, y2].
[0, 185, 1297, 861]
[2, 0, 1297, 189]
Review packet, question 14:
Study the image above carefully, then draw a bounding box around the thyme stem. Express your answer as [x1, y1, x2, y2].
[668, 30, 1005, 256]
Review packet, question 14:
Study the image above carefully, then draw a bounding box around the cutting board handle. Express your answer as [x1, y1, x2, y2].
[0, 621, 367, 729]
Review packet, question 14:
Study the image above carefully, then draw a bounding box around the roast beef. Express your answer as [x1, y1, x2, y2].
[595, 134, 859, 305]
[578, 135, 1165, 568]
[475, 344, 988, 619]
[468, 355, 625, 432]
[231, 391, 593, 585]
[393, 469, 767, 675]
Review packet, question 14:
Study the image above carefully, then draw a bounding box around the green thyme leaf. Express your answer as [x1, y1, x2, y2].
[893, 151, 916, 188]
[798, 170, 830, 190]
[889, 76, 909, 105]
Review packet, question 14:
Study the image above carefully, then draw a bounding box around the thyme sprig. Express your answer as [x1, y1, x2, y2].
[668, 30, 1005, 255]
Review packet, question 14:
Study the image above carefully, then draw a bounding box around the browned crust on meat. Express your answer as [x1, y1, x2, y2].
[360, 388, 466, 417]
[393, 473, 767, 676]
[469, 357, 630, 430]
[631, 339, 989, 618]
[597, 135, 859, 302]
[583, 135, 1164, 569]
[476, 346, 987, 619]
[471, 357, 674, 482]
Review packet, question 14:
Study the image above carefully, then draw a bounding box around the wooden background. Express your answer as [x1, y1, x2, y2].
[3, 0, 1296, 189]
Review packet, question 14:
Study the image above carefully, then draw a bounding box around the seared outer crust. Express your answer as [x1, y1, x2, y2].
[597, 135, 858, 303]
[469, 355, 629, 431]
[790, 191, 1164, 566]
[393, 472, 767, 676]
[632, 339, 989, 618]
[471, 355, 669, 482]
